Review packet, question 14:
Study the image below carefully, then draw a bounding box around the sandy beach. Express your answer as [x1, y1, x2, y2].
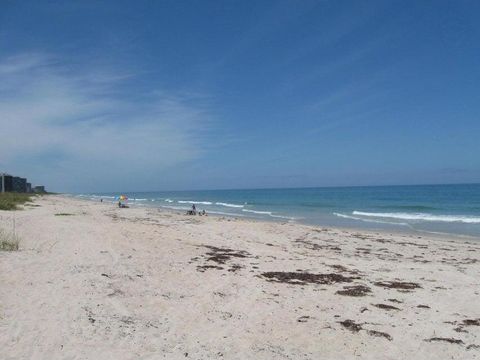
[0, 195, 479, 359]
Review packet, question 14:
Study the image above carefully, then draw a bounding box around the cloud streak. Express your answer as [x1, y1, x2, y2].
[0, 53, 213, 192]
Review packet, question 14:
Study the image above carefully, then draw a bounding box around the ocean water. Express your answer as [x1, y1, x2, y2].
[75, 184, 480, 238]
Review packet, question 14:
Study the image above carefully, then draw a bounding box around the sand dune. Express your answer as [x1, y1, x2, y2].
[0, 195, 479, 359]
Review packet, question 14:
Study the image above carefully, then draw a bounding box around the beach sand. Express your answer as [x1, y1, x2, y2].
[1, 195, 479, 359]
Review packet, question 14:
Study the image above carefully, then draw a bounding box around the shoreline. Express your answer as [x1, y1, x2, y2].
[68, 183, 480, 239]
[1, 195, 479, 359]
[69, 194, 480, 243]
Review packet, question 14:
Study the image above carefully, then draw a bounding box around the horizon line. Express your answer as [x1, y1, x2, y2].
[68, 181, 480, 195]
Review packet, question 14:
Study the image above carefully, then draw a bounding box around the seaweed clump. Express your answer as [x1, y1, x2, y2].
[367, 330, 392, 341]
[374, 281, 421, 290]
[463, 319, 480, 326]
[339, 319, 362, 332]
[336, 285, 372, 297]
[373, 303, 401, 311]
[426, 337, 464, 345]
[203, 246, 250, 264]
[261, 271, 358, 285]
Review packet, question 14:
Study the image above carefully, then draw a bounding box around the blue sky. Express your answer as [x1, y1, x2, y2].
[0, 0, 479, 192]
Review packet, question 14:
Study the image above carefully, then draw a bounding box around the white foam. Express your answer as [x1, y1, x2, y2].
[132, 198, 147, 201]
[215, 202, 244, 208]
[79, 194, 116, 200]
[164, 199, 174, 203]
[208, 210, 247, 217]
[269, 214, 296, 221]
[160, 205, 190, 211]
[334, 212, 409, 226]
[178, 200, 213, 205]
[242, 209, 295, 220]
[352, 211, 480, 224]
[242, 209, 272, 215]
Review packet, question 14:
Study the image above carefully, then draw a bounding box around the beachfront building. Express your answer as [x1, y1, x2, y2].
[1, 173, 13, 192]
[33, 185, 46, 193]
[1, 173, 37, 193]
[12, 177, 27, 192]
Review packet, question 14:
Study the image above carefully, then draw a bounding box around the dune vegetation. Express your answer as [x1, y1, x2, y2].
[0, 193, 33, 210]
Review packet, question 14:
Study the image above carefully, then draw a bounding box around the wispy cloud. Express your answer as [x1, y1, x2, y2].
[0, 52, 214, 192]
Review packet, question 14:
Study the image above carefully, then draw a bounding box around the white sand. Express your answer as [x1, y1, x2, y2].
[1, 195, 479, 359]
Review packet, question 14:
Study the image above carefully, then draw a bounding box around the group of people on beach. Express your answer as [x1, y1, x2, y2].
[118, 201, 129, 208]
[108, 197, 203, 214]
[187, 203, 206, 216]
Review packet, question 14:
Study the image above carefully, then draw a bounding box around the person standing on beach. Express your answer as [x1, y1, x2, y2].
[192, 204, 196, 214]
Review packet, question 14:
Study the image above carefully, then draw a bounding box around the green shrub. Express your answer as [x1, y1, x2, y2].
[0, 193, 33, 210]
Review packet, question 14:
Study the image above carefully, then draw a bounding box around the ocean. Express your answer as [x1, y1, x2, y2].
[75, 183, 480, 238]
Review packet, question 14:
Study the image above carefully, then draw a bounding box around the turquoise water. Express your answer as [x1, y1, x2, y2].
[76, 184, 480, 237]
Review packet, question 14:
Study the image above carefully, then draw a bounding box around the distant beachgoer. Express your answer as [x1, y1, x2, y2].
[192, 204, 196, 214]
[118, 201, 121, 208]
[202, 210, 206, 216]
[100, 199, 103, 203]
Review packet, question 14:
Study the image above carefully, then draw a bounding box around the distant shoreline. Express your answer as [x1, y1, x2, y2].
[66, 193, 480, 242]
[66, 183, 480, 239]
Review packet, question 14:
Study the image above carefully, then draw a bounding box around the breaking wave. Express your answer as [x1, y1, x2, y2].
[216, 202, 244, 208]
[208, 210, 246, 217]
[160, 205, 191, 211]
[178, 200, 213, 205]
[352, 211, 480, 224]
[242, 209, 272, 215]
[242, 209, 295, 221]
[334, 212, 409, 226]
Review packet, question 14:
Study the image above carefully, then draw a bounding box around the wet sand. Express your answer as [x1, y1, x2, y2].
[1, 195, 479, 359]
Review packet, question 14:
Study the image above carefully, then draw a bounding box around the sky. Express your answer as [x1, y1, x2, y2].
[0, 0, 479, 193]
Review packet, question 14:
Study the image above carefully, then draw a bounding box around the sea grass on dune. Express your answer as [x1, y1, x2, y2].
[0, 193, 33, 210]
